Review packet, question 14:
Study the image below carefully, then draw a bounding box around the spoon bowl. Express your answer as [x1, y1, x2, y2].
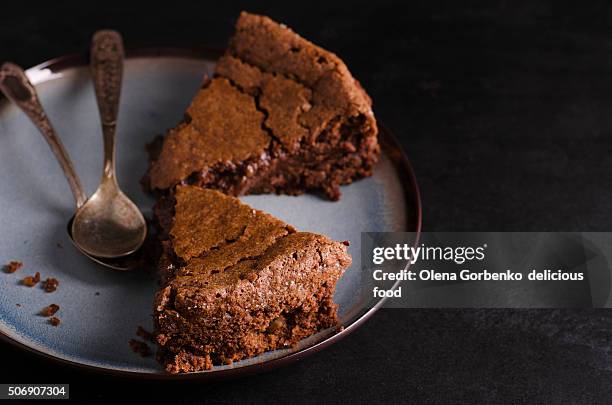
[66, 217, 145, 271]
[71, 182, 147, 258]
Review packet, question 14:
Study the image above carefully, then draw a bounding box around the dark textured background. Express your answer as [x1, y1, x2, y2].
[1, 1, 612, 403]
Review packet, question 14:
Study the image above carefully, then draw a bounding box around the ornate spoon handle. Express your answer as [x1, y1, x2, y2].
[90, 30, 124, 184]
[0, 62, 87, 207]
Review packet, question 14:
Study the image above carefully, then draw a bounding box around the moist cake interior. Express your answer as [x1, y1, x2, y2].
[153, 186, 351, 373]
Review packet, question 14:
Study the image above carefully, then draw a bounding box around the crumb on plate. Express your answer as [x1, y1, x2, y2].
[42, 278, 59, 293]
[4, 261, 23, 273]
[40, 304, 60, 317]
[129, 339, 152, 357]
[21, 272, 40, 287]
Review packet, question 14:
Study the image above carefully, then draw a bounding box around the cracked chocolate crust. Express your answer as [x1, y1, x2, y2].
[144, 11, 379, 201]
[152, 186, 351, 373]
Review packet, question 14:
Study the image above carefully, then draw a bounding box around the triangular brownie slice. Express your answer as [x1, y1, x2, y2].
[145, 12, 379, 200]
[153, 185, 351, 373]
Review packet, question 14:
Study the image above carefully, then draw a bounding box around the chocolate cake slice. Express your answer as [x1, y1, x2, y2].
[145, 12, 379, 200]
[153, 185, 351, 373]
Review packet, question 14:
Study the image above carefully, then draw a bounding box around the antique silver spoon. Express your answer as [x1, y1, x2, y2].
[70, 30, 147, 259]
[0, 56, 143, 270]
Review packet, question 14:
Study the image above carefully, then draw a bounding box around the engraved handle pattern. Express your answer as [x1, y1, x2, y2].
[90, 30, 124, 181]
[91, 30, 124, 126]
[0, 62, 87, 208]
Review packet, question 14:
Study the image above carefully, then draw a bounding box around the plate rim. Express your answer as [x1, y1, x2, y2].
[0, 48, 422, 380]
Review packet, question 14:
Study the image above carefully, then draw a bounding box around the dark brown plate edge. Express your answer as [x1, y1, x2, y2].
[0, 48, 422, 381]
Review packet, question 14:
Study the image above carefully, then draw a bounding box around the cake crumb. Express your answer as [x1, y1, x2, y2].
[129, 339, 152, 357]
[49, 317, 60, 326]
[40, 304, 60, 317]
[342, 240, 350, 246]
[16, 303, 21, 307]
[42, 278, 59, 293]
[136, 326, 154, 342]
[21, 272, 40, 287]
[4, 261, 23, 273]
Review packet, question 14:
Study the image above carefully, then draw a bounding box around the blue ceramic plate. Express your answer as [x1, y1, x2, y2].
[0, 50, 420, 378]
